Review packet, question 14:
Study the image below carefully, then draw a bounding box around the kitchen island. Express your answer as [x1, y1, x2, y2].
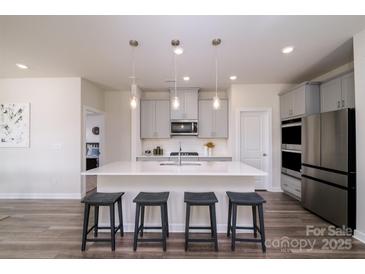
[82, 161, 266, 232]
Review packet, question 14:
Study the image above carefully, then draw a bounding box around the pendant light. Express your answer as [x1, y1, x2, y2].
[212, 38, 221, 110]
[129, 40, 139, 109]
[171, 39, 183, 110]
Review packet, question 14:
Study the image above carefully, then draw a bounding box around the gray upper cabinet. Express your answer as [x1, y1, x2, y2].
[341, 72, 355, 109]
[320, 72, 355, 113]
[280, 83, 320, 120]
[198, 99, 228, 138]
[141, 100, 170, 139]
[320, 77, 342, 112]
[170, 88, 199, 120]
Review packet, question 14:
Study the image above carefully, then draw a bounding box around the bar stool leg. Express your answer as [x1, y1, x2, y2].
[252, 205, 257, 238]
[210, 204, 218, 252]
[94, 205, 99, 237]
[81, 204, 91, 251]
[160, 204, 167, 251]
[258, 204, 266, 253]
[231, 204, 237, 251]
[110, 204, 116, 251]
[227, 200, 232, 237]
[133, 204, 140, 251]
[164, 202, 169, 237]
[209, 204, 214, 237]
[140, 205, 145, 237]
[117, 198, 124, 237]
[185, 203, 190, 251]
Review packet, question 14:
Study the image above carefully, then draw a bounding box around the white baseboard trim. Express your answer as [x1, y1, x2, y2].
[98, 222, 250, 233]
[267, 187, 283, 192]
[0, 193, 82, 199]
[354, 229, 365, 244]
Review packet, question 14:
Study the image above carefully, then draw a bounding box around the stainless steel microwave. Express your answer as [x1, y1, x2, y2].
[170, 121, 198, 136]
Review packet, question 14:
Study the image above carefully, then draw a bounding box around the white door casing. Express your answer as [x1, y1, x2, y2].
[236, 108, 272, 190]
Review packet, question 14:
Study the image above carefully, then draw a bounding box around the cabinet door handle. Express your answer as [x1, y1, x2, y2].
[337, 101, 341, 108]
[342, 99, 345, 108]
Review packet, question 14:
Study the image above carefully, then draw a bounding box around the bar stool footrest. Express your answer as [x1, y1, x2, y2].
[86, 238, 114, 242]
[138, 225, 163, 231]
[187, 238, 216, 243]
[188, 226, 212, 230]
[230, 225, 261, 233]
[137, 238, 164, 242]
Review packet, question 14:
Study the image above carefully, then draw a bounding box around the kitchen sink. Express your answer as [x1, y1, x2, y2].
[160, 161, 201, 166]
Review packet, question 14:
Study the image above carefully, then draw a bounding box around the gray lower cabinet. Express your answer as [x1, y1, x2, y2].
[281, 173, 301, 200]
[320, 72, 355, 113]
[140, 100, 170, 139]
[198, 99, 228, 138]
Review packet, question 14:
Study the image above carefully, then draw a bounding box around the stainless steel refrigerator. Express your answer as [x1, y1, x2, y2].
[301, 109, 356, 229]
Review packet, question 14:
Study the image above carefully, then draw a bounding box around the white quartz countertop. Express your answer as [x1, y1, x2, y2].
[82, 161, 267, 177]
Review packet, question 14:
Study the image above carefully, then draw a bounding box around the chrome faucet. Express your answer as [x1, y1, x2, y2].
[178, 142, 182, 166]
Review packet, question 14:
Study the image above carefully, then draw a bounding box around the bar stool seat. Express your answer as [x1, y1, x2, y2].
[184, 192, 218, 205]
[81, 192, 124, 252]
[226, 191, 266, 252]
[82, 192, 123, 205]
[226, 192, 265, 205]
[133, 192, 169, 251]
[184, 192, 218, 251]
[133, 192, 170, 204]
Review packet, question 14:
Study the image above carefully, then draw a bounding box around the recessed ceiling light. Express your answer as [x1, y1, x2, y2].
[282, 46, 294, 54]
[229, 75, 237, 80]
[183, 76, 190, 81]
[16, 63, 29, 69]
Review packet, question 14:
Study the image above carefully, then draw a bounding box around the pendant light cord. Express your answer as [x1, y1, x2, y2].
[174, 53, 177, 97]
[215, 46, 218, 97]
[132, 46, 136, 86]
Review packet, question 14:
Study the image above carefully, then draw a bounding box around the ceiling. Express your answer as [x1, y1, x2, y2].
[1, 16, 365, 90]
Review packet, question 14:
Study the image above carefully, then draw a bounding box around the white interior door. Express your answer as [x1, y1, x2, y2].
[239, 111, 269, 190]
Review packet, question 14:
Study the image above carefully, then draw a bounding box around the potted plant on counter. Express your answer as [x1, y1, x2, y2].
[204, 142, 215, 157]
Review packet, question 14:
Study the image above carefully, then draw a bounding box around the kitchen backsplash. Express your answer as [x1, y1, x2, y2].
[141, 137, 230, 156]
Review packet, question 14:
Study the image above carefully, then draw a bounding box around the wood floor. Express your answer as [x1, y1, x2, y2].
[1, 192, 365, 259]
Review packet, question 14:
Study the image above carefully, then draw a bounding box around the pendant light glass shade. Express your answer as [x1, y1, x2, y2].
[129, 40, 139, 110]
[213, 95, 220, 110]
[172, 96, 180, 109]
[130, 95, 137, 109]
[172, 43, 180, 110]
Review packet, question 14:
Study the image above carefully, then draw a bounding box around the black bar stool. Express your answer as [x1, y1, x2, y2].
[184, 192, 218, 251]
[226, 191, 266, 252]
[81, 192, 124, 251]
[133, 192, 169, 251]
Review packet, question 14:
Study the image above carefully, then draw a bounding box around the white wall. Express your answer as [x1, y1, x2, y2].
[86, 114, 103, 143]
[228, 84, 293, 190]
[311, 62, 354, 82]
[104, 90, 131, 163]
[0, 78, 82, 198]
[81, 79, 105, 111]
[354, 29, 365, 243]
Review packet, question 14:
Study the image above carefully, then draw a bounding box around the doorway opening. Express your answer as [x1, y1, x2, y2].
[82, 107, 105, 196]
